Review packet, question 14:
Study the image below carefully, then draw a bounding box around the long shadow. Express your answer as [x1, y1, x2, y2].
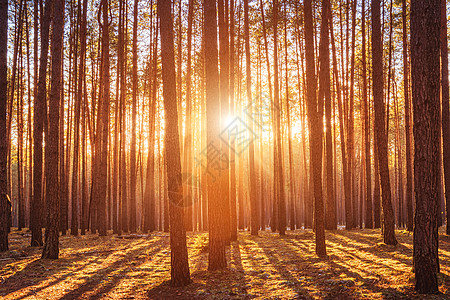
[0, 252, 99, 297]
[1, 237, 163, 299]
[59, 240, 165, 299]
[253, 235, 316, 299]
[281, 237, 408, 298]
[331, 231, 414, 267]
[147, 235, 254, 299]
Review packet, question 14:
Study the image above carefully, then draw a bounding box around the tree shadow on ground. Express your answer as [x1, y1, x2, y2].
[0, 237, 163, 299]
[147, 239, 254, 299]
[60, 241, 163, 299]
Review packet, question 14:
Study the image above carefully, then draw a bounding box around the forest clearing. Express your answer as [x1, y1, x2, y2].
[1, 228, 450, 299]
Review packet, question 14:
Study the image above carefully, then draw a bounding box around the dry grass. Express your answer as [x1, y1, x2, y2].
[0, 228, 449, 299]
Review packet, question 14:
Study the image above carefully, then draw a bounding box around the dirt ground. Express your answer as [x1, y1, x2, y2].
[0, 228, 449, 299]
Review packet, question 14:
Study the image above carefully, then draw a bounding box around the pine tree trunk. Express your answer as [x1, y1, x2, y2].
[182, 0, 194, 233]
[440, 0, 450, 236]
[205, 0, 227, 270]
[42, 0, 64, 259]
[129, 0, 138, 233]
[218, 0, 231, 242]
[321, 0, 335, 231]
[71, 0, 87, 236]
[411, 0, 441, 293]
[158, 0, 191, 285]
[362, 0, 373, 229]
[93, 0, 110, 236]
[0, 0, 8, 252]
[305, 0, 326, 256]
[229, 0, 237, 241]
[273, 0, 286, 236]
[329, 9, 352, 230]
[144, 12, 158, 232]
[243, 0, 257, 237]
[31, 0, 52, 247]
[371, 0, 397, 245]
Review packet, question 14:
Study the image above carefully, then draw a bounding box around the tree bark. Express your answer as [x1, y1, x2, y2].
[205, 0, 227, 270]
[321, 0, 335, 231]
[305, 0, 326, 256]
[31, 0, 52, 247]
[0, 0, 8, 252]
[244, 0, 258, 236]
[273, 0, 286, 236]
[411, 0, 441, 293]
[362, 0, 372, 229]
[129, 0, 138, 233]
[371, 0, 397, 245]
[218, 0, 231, 242]
[158, 0, 191, 286]
[42, 0, 64, 259]
[440, 0, 450, 236]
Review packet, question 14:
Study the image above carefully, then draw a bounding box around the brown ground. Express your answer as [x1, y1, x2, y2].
[0, 228, 449, 299]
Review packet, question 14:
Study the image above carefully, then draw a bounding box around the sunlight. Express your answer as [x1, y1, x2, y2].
[291, 120, 303, 136]
[223, 114, 237, 129]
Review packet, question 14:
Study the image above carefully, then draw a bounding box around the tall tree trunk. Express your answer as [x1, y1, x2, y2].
[440, 0, 450, 236]
[32, 0, 52, 247]
[42, 0, 64, 259]
[92, 0, 110, 236]
[244, 0, 258, 236]
[218, 0, 231, 242]
[0, 0, 8, 252]
[411, 0, 441, 293]
[205, 0, 227, 270]
[362, 0, 372, 229]
[273, 0, 286, 236]
[322, 0, 335, 231]
[372, 0, 397, 245]
[229, 0, 237, 241]
[329, 8, 352, 230]
[129, 0, 138, 233]
[17, 20, 24, 231]
[305, 0, 326, 256]
[183, 0, 194, 233]
[158, 0, 191, 286]
[402, 0, 414, 231]
[71, 0, 87, 236]
[144, 9, 158, 232]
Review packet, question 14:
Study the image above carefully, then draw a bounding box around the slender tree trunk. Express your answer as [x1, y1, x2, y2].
[322, 0, 335, 231]
[402, 0, 415, 231]
[218, 0, 231, 242]
[243, 0, 257, 236]
[305, 0, 326, 256]
[129, 0, 138, 233]
[42, 0, 64, 259]
[372, 0, 397, 245]
[0, 0, 8, 252]
[273, 0, 286, 236]
[229, 0, 237, 241]
[205, 0, 227, 270]
[158, 0, 191, 285]
[93, 0, 110, 236]
[32, 0, 52, 247]
[71, 0, 87, 236]
[329, 8, 352, 230]
[362, 0, 373, 229]
[17, 21, 24, 230]
[144, 10, 158, 232]
[183, 0, 194, 233]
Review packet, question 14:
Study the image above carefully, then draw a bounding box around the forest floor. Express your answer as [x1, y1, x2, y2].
[0, 228, 449, 299]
